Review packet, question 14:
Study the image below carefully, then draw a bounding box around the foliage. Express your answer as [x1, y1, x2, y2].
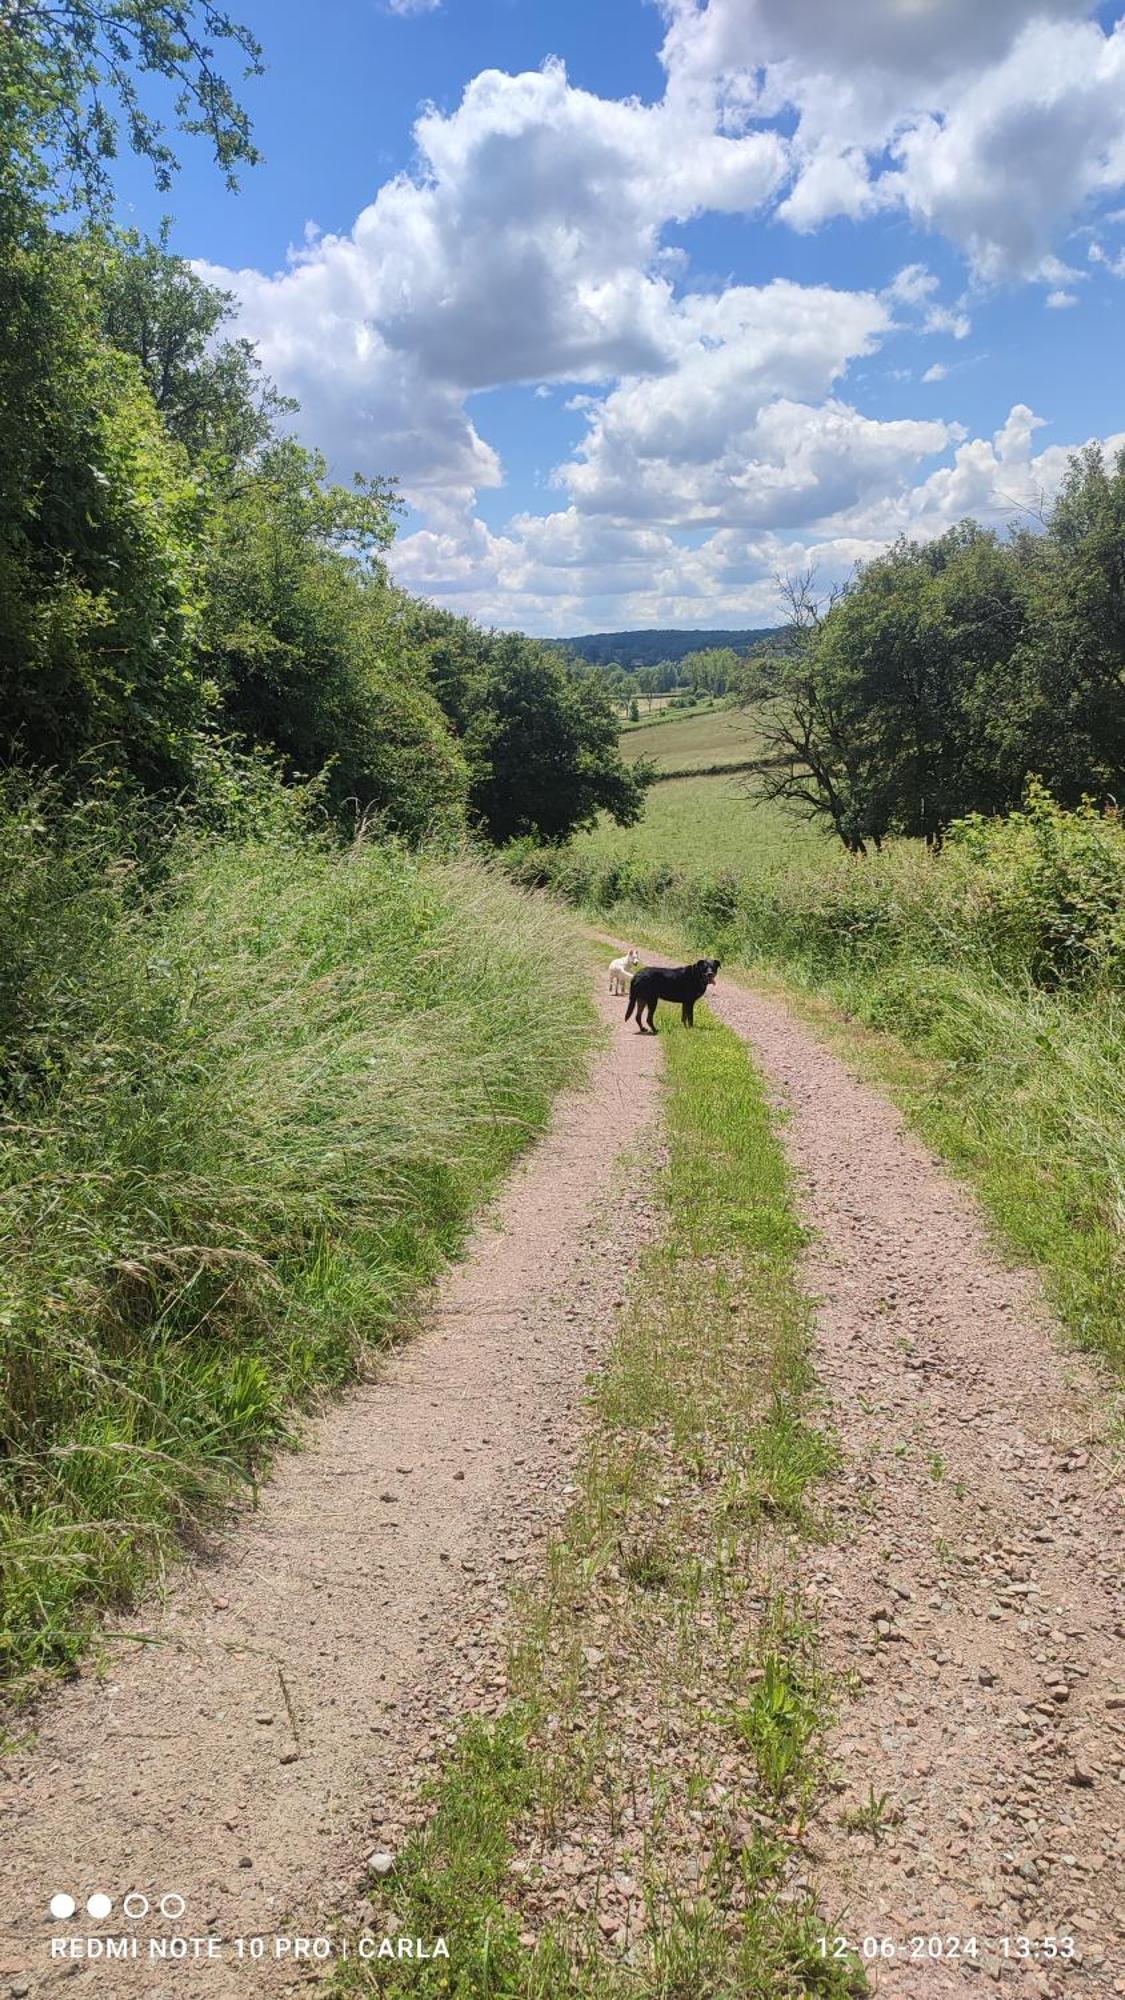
[96, 227, 293, 462]
[406, 606, 651, 844]
[464, 633, 649, 843]
[201, 440, 469, 833]
[748, 465, 1125, 852]
[0, 792, 593, 1695]
[2, 0, 262, 215]
[558, 626, 778, 669]
[0, 230, 213, 794]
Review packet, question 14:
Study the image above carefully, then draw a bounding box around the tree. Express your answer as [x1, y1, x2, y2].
[461, 636, 648, 845]
[1012, 446, 1125, 802]
[745, 532, 1033, 852]
[2, 1, 262, 216]
[96, 230, 292, 464]
[202, 441, 468, 833]
[636, 667, 659, 711]
[0, 230, 213, 792]
[681, 646, 739, 696]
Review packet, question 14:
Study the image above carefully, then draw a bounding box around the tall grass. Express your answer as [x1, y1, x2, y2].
[0, 799, 593, 1699]
[508, 792, 1125, 1376]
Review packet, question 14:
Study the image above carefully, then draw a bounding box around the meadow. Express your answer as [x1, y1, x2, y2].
[576, 768, 827, 874]
[619, 704, 763, 772]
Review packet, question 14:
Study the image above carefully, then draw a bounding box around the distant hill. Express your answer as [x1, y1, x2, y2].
[557, 627, 780, 668]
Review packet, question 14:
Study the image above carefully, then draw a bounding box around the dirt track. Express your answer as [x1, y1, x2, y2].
[0, 984, 663, 1996]
[707, 977, 1124, 1998]
[2, 955, 1122, 2000]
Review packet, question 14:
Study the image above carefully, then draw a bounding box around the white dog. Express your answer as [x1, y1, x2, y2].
[608, 947, 640, 995]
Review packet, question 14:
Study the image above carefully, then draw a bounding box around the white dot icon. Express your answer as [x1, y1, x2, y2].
[49, 1894, 76, 1920]
[87, 1893, 113, 1920]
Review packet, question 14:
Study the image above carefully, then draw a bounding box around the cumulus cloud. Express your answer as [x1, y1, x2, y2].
[390, 406, 1125, 635]
[204, 58, 788, 501]
[661, 1, 1125, 279]
[199, 7, 1125, 632]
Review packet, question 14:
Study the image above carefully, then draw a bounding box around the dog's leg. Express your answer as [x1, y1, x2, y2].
[683, 999, 694, 1027]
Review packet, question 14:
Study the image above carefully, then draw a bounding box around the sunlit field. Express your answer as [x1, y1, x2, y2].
[619, 705, 763, 771]
[575, 769, 827, 873]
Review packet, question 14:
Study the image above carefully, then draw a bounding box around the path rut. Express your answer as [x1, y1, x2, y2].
[706, 977, 1124, 1998]
[4, 948, 1123, 2000]
[0, 984, 663, 1997]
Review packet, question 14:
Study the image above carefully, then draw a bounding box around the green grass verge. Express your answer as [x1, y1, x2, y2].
[336, 1007, 863, 2000]
[0, 828, 594, 1702]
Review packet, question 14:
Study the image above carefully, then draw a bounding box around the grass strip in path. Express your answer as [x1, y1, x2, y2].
[336, 1007, 866, 2000]
[582, 906, 1125, 1390]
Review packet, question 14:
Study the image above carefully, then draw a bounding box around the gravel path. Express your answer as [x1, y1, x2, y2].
[0, 984, 663, 1998]
[706, 977, 1124, 1999]
[3, 949, 1122, 2000]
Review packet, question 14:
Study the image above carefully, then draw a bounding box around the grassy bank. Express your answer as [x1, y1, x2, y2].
[339, 1006, 860, 1999]
[508, 791, 1125, 1378]
[0, 804, 593, 1701]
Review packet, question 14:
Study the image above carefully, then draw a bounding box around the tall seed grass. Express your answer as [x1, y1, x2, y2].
[0, 818, 593, 1699]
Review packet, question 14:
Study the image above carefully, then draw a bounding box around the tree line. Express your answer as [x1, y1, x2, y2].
[746, 473, 1125, 852]
[0, 4, 646, 848]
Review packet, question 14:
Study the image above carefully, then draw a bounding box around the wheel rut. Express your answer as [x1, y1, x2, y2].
[0, 983, 664, 1997]
[705, 976, 1124, 1998]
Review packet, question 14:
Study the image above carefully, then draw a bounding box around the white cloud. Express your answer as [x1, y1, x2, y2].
[200, 10, 1125, 634]
[661, 2, 1125, 280]
[386, 0, 441, 14]
[1090, 238, 1125, 277]
[204, 58, 787, 500]
[389, 406, 1125, 633]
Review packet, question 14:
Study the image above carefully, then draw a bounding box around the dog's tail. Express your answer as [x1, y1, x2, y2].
[624, 976, 638, 1022]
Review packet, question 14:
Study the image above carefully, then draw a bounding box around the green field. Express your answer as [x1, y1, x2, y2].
[576, 768, 826, 872]
[620, 704, 761, 771]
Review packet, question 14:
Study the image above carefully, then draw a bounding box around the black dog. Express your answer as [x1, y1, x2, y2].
[624, 958, 720, 1033]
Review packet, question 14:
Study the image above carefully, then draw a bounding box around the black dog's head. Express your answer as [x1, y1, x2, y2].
[695, 958, 720, 987]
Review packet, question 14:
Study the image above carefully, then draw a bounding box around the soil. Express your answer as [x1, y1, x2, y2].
[0, 982, 664, 1997]
[2, 952, 1122, 2000]
[706, 975, 1124, 1999]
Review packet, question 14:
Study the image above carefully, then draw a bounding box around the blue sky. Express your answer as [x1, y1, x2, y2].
[121, 1, 1125, 634]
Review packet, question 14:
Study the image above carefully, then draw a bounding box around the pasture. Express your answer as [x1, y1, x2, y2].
[619, 704, 761, 771]
[576, 768, 826, 873]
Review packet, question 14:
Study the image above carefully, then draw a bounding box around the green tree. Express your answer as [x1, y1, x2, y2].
[2, 1, 262, 215]
[0, 231, 213, 792]
[202, 441, 468, 833]
[96, 230, 292, 463]
[463, 636, 648, 845]
[746, 532, 1030, 851]
[1013, 446, 1125, 803]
